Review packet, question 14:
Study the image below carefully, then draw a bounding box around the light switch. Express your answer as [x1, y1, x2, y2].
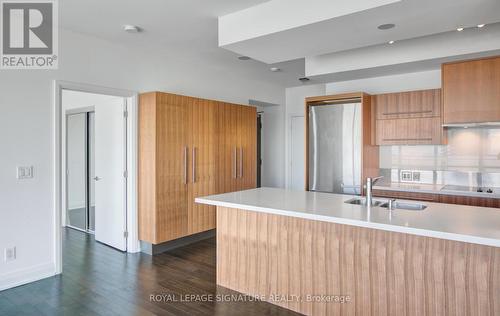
[17, 166, 33, 179]
[5, 247, 16, 262]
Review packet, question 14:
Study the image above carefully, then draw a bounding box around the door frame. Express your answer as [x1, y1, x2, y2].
[53, 80, 140, 275]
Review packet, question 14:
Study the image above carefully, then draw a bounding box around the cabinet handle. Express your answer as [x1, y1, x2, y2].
[183, 146, 188, 184]
[382, 138, 433, 141]
[239, 147, 243, 178]
[192, 147, 196, 183]
[382, 110, 433, 115]
[233, 147, 237, 179]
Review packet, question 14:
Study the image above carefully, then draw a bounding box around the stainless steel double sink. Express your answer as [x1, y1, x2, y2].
[344, 198, 427, 211]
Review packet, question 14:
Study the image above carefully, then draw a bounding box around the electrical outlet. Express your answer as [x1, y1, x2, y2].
[5, 247, 16, 262]
[17, 166, 33, 179]
[401, 170, 413, 182]
[412, 171, 421, 182]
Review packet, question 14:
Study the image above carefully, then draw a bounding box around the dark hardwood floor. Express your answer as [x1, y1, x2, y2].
[0, 228, 301, 316]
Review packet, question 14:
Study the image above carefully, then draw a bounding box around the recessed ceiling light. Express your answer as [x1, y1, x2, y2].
[123, 25, 141, 33]
[377, 23, 395, 30]
[238, 56, 251, 61]
[270, 67, 281, 72]
[477, 24, 485, 28]
[388, 40, 395, 44]
[456, 27, 464, 32]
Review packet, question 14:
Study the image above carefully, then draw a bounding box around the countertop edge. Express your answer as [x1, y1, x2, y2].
[195, 197, 500, 248]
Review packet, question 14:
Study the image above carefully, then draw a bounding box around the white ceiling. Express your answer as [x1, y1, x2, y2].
[59, 0, 305, 87]
[60, 0, 500, 87]
[219, 0, 500, 63]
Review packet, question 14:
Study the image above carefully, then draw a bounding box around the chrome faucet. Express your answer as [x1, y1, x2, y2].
[365, 176, 384, 206]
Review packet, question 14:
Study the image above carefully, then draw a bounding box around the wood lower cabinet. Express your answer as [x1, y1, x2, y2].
[373, 189, 439, 202]
[139, 92, 257, 244]
[442, 56, 500, 124]
[373, 189, 500, 208]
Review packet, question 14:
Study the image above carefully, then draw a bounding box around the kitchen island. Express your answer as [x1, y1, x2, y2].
[196, 187, 500, 316]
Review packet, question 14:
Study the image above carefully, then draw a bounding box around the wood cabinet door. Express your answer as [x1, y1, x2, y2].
[374, 89, 441, 120]
[188, 98, 218, 234]
[239, 106, 257, 190]
[376, 117, 443, 145]
[443, 57, 500, 124]
[217, 102, 240, 194]
[154, 93, 190, 243]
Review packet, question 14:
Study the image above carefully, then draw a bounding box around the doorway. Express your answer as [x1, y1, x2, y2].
[257, 113, 263, 187]
[62, 90, 128, 252]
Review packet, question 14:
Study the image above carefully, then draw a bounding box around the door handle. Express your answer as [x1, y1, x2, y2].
[233, 147, 237, 179]
[183, 146, 188, 184]
[192, 147, 196, 183]
[239, 147, 243, 178]
[93, 176, 102, 181]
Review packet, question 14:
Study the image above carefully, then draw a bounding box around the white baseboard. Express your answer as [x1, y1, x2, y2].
[0, 262, 56, 291]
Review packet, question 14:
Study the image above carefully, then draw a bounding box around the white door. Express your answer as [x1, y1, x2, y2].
[94, 98, 127, 251]
[290, 116, 305, 190]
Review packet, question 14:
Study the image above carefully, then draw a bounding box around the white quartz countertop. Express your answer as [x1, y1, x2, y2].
[195, 187, 500, 248]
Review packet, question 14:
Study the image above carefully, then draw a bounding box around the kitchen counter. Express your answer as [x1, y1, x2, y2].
[374, 182, 500, 199]
[196, 187, 500, 247]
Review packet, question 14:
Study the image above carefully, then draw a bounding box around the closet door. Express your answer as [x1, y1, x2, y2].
[239, 106, 257, 190]
[154, 93, 190, 242]
[188, 98, 218, 234]
[218, 102, 241, 193]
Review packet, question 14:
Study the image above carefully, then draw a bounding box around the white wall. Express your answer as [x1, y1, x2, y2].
[258, 104, 286, 188]
[0, 29, 285, 290]
[325, 69, 441, 94]
[284, 84, 326, 189]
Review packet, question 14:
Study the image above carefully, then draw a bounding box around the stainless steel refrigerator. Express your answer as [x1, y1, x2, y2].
[308, 100, 362, 195]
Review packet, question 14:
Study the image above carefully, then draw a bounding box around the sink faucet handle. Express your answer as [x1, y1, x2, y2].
[388, 198, 396, 210]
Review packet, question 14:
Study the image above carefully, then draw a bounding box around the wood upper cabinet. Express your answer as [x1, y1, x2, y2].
[139, 92, 257, 244]
[442, 56, 500, 124]
[374, 89, 441, 119]
[376, 117, 444, 145]
[374, 89, 445, 145]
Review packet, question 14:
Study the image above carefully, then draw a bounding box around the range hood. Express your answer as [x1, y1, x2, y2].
[442, 122, 500, 128]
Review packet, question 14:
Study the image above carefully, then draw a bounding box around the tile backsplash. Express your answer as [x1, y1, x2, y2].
[379, 127, 500, 187]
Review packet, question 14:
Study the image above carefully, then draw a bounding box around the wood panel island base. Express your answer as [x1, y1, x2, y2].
[196, 188, 500, 316]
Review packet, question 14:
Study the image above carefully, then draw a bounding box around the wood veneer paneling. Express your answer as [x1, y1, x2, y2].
[442, 56, 500, 124]
[217, 206, 500, 316]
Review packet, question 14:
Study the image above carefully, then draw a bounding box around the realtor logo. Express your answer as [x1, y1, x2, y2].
[1, 0, 58, 69]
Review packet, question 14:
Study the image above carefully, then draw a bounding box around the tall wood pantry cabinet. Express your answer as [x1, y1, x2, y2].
[138, 92, 257, 244]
